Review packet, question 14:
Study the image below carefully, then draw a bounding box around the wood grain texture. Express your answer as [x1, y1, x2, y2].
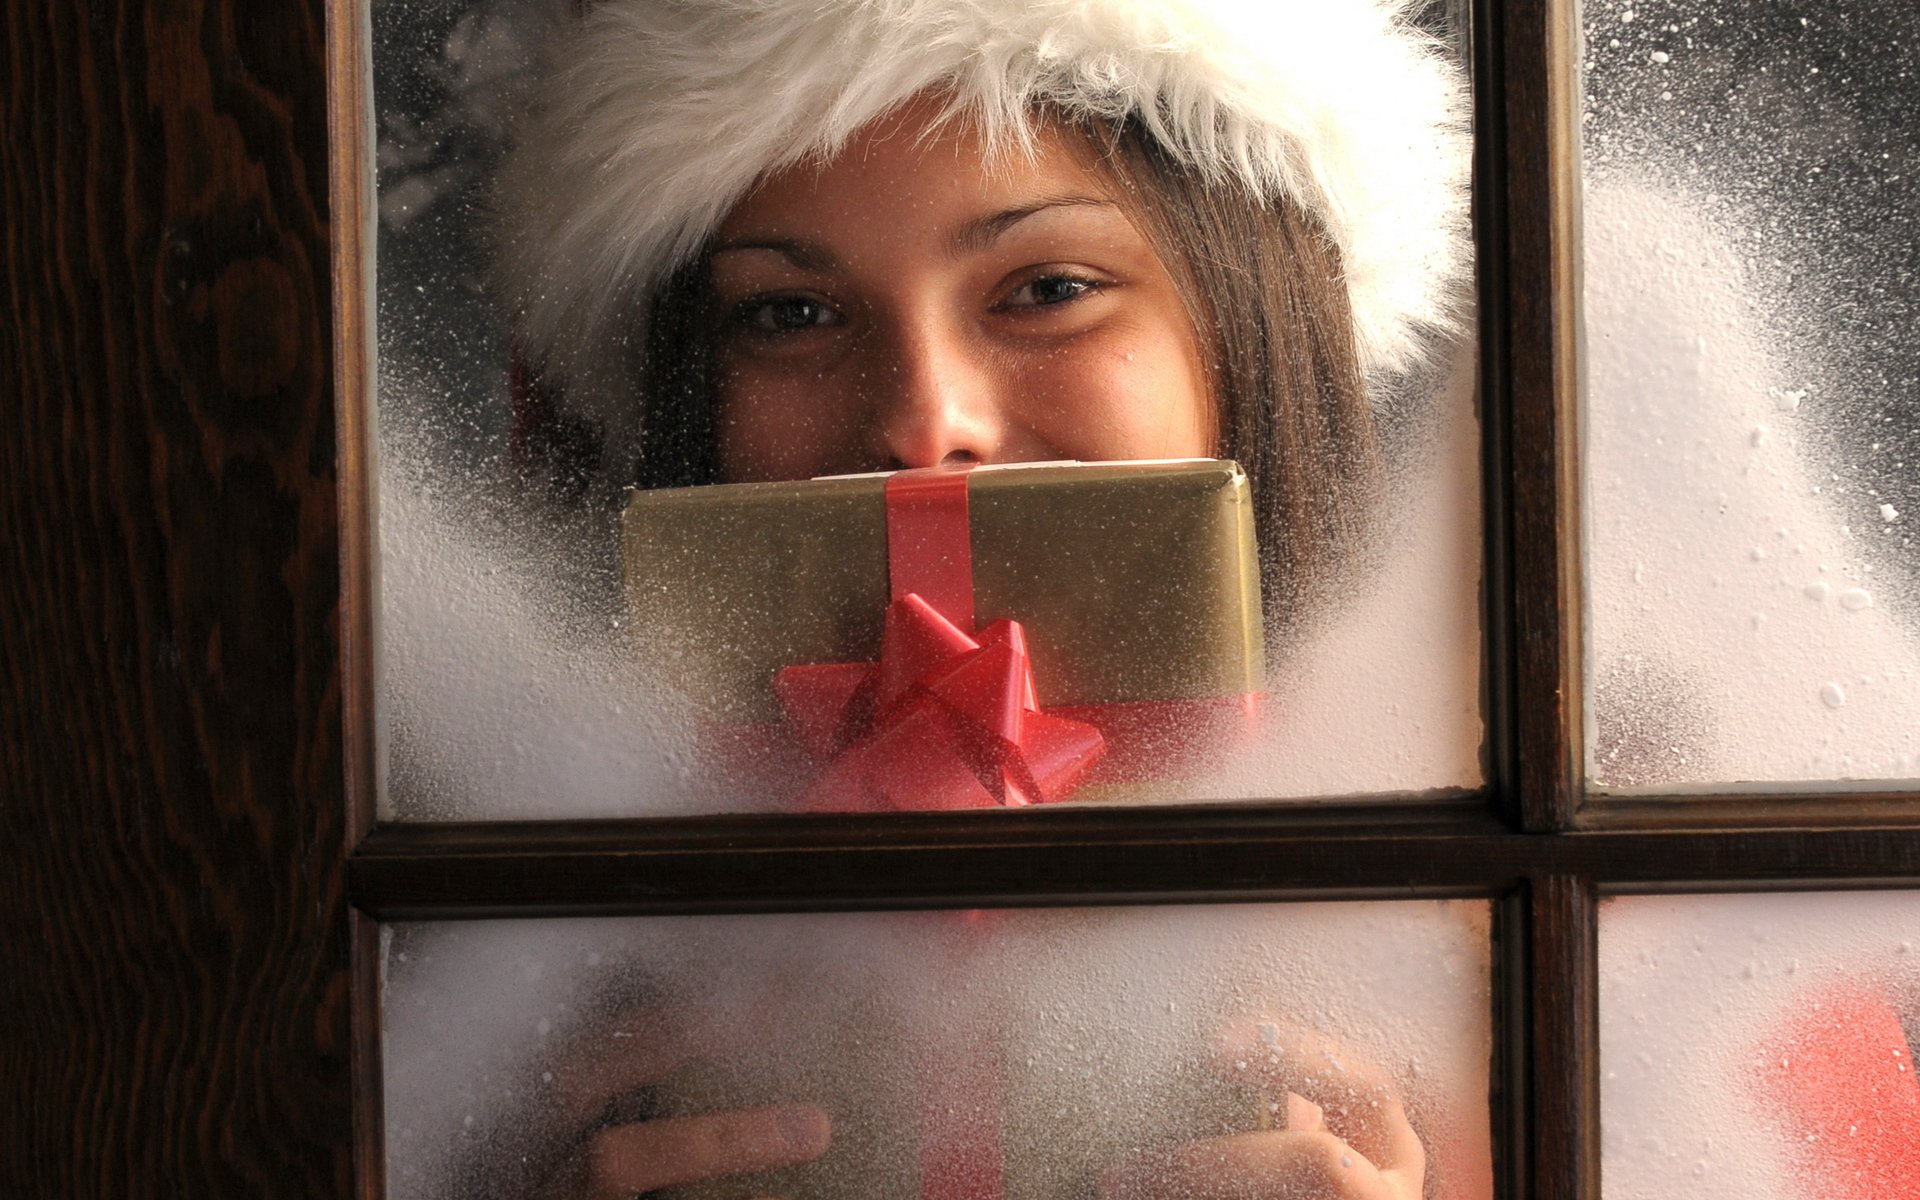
[0, 0, 349, 1195]
[1491, 879, 1602, 1200]
[1471, 0, 1524, 829]
[1527, 875, 1598, 1200]
[347, 810, 1920, 919]
[1494, 0, 1585, 832]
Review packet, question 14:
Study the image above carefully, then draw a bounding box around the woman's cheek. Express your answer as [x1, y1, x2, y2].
[717, 369, 858, 482]
[1018, 335, 1212, 461]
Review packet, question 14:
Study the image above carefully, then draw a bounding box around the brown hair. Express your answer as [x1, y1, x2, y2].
[628, 115, 1380, 630]
[1083, 118, 1380, 629]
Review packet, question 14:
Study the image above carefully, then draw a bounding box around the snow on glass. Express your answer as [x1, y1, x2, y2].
[366, 0, 1483, 820]
[1580, 0, 1920, 789]
[382, 902, 1493, 1199]
[1599, 891, 1920, 1199]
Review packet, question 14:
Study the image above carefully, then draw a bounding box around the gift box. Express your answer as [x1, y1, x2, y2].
[621, 460, 1264, 808]
[652, 1044, 1273, 1200]
[646, 957, 1273, 1200]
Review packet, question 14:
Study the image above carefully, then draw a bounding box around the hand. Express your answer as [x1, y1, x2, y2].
[536, 1002, 832, 1199]
[1099, 1020, 1424, 1200]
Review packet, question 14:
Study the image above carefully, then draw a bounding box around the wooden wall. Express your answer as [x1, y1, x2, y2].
[0, 1, 351, 1193]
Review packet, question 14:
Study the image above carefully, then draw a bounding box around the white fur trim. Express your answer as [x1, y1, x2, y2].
[494, 0, 1470, 447]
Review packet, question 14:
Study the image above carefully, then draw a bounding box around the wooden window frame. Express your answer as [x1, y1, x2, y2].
[329, 1, 1920, 1198]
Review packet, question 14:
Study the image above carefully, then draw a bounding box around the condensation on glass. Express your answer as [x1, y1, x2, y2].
[382, 901, 1493, 1198]
[367, 0, 1484, 820]
[1579, 1, 1920, 791]
[1599, 891, 1920, 1198]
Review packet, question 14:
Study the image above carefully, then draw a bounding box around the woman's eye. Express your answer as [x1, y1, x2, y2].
[1003, 274, 1100, 309]
[737, 295, 839, 333]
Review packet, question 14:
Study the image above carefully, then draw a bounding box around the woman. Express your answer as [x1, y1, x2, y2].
[489, 0, 1472, 1194]
[495, 0, 1469, 618]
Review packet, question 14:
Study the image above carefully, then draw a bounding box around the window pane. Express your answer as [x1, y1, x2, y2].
[366, 0, 1484, 820]
[382, 902, 1493, 1198]
[1600, 891, 1920, 1198]
[1580, 0, 1920, 791]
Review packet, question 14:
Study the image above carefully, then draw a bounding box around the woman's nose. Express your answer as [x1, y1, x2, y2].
[865, 317, 1005, 469]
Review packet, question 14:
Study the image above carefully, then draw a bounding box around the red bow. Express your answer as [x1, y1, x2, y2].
[773, 593, 1107, 812]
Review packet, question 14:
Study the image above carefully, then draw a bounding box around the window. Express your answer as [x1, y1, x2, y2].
[11, 0, 1911, 1194]
[363, 0, 1489, 823]
[351, 0, 1508, 1191]
[337, 0, 1920, 1195]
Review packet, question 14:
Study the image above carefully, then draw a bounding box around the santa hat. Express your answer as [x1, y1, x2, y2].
[493, 0, 1471, 451]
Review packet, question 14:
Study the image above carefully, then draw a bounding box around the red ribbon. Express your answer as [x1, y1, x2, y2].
[773, 468, 1109, 813]
[885, 467, 977, 629]
[916, 990, 1006, 1200]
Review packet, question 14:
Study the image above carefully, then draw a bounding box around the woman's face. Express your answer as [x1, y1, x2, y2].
[706, 103, 1215, 482]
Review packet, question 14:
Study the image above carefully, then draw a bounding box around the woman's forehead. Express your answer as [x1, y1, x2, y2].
[716, 100, 1120, 247]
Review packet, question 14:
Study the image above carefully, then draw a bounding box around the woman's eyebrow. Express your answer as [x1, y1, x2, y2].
[709, 237, 836, 270]
[950, 196, 1122, 257]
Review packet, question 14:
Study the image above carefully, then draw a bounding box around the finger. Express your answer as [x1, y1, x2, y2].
[580, 1104, 831, 1197]
[1285, 1091, 1327, 1133]
[1100, 1130, 1397, 1200]
[1215, 1019, 1422, 1174]
[1361, 1093, 1422, 1186]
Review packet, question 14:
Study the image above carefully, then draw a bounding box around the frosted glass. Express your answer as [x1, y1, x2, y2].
[383, 902, 1493, 1198]
[369, 0, 1482, 820]
[1600, 892, 1920, 1199]
[1580, 1, 1920, 790]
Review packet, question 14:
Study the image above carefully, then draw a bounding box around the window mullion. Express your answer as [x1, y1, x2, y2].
[1520, 872, 1600, 1200]
[1480, 0, 1585, 834]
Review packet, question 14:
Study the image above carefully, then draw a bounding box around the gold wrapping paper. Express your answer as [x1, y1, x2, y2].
[654, 1066, 1270, 1200]
[621, 460, 1264, 723]
[649, 981, 1272, 1200]
[605, 469, 1285, 1194]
